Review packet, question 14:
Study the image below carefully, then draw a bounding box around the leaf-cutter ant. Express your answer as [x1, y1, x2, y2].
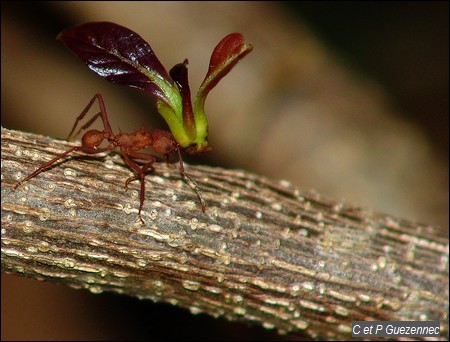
[15, 22, 252, 223]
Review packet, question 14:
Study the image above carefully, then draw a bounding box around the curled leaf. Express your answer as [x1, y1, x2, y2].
[169, 60, 195, 140]
[195, 33, 253, 105]
[190, 33, 253, 153]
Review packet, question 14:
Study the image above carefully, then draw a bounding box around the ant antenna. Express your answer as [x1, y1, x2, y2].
[175, 145, 206, 212]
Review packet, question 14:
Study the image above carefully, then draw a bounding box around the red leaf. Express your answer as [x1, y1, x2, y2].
[57, 22, 174, 104]
[169, 60, 195, 139]
[196, 33, 253, 102]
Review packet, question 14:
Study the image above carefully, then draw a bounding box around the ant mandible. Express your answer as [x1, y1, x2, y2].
[15, 93, 205, 224]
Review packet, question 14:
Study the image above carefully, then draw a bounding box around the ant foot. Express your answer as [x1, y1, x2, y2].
[124, 176, 138, 191]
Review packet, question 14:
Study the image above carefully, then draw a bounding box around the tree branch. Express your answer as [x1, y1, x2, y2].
[1, 127, 448, 340]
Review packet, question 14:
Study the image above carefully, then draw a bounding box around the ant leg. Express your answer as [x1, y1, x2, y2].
[124, 152, 156, 190]
[69, 112, 102, 140]
[163, 153, 172, 167]
[68, 94, 101, 139]
[124, 161, 155, 191]
[175, 145, 206, 212]
[124, 162, 154, 218]
[68, 93, 113, 140]
[121, 151, 155, 224]
[126, 152, 158, 164]
[14, 146, 82, 189]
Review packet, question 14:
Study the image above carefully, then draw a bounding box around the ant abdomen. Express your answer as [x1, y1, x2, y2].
[82, 129, 107, 149]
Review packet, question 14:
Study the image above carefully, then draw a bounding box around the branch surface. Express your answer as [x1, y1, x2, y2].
[1, 127, 448, 340]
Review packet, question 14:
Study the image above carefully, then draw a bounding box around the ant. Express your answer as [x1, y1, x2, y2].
[14, 93, 205, 224]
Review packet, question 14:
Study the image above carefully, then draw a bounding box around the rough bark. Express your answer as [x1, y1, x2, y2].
[1, 127, 448, 340]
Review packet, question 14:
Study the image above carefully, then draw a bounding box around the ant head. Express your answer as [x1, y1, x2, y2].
[82, 130, 106, 149]
[152, 129, 177, 155]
